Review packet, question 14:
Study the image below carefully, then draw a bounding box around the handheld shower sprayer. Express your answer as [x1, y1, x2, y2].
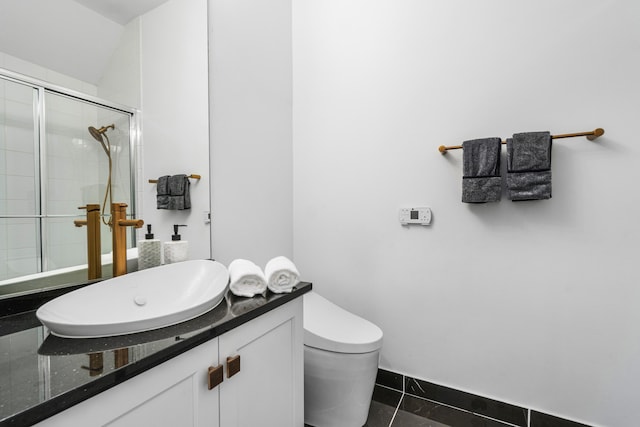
[88, 124, 115, 227]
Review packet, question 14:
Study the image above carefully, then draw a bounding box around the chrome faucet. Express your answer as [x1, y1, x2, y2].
[111, 203, 144, 277]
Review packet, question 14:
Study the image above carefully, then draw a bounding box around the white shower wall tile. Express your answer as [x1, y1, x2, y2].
[0, 145, 6, 175]
[4, 121, 34, 153]
[0, 186, 6, 209]
[47, 218, 84, 246]
[46, 133, 72, 158]
[5, 150, 33, 177]
[46, 110, 82, 135]
[47, 243, 85, 270]
[0, 250, 7, 280]
[7, 222, 36, 250]
[47, 155, 76, 180]
[4, 82, 33, 104]
[47, 179, 81, 204]
[5, 176, 35, 213]
[2, 200, 34, 217]
[0, 221, 6, 251]
[6, 257, 38, 279]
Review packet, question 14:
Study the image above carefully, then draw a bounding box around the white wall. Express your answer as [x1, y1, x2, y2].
[209, 0, 293, 266]
[139, 0, 211, 259]
[99, 18, 142, 109]
[293, 1, 640, 426]
[0, 0, 123, 85]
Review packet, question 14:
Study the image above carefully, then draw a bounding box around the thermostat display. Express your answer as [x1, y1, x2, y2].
[399, 207, 432, 226]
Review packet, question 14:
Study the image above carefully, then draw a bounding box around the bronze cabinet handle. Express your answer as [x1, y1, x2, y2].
[226, 355, 241, 379]
[208, 365, 224, 390]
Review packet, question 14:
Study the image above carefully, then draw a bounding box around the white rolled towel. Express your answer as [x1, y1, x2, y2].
[228, 259, 267, 297]
[265, 256, 300, 294]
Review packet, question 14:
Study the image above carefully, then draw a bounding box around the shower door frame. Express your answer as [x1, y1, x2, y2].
[0, 67, 139, 279]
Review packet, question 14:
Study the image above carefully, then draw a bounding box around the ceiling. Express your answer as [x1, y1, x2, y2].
[72, 0, 171, 25]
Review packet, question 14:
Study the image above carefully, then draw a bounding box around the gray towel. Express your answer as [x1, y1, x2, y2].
[157, 175, 191, 210]
[156, 175, 171, 209]
[506, 132, 552, 201]
[169, 174, 191, 210]
[462, 137, 502, 203]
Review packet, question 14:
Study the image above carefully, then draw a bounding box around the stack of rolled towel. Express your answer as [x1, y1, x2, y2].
[228, 256, 301, 298]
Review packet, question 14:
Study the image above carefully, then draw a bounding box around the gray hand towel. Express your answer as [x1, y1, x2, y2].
[156, 175, 171, 209]
[168, 174, 191, 210]
[462, 137, 502, 203]
[506, 132, 552, 201]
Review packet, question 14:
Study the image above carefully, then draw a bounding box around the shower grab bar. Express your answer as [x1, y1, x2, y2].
[438, 128, 604, 154]
[148, 174, 201, 183]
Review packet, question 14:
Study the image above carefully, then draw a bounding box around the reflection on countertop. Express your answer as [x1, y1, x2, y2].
[0, 282, 311, 426]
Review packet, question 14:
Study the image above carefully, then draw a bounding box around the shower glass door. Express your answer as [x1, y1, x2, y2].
[0, 72, 136, 285]
[43, 92, 133, 271]
[0, 77, 39, 281]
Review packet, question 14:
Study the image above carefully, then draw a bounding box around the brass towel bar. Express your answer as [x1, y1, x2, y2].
[438, 128, 605, 154]
[148, 174, 201, 183]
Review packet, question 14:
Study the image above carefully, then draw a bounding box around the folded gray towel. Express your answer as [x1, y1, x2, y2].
[169, 174, 187, 196]
[462, 137, 502, 203]
[157, 174, 191, 210]
[506, 132, 552, 201]
[157, 175, 170, 195]
[156, 175, 170, 209]
[169, 174, 191, 210]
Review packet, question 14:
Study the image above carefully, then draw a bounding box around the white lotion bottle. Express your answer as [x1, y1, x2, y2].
[138, 224, 162, 270]
[164, 224, 188, 264]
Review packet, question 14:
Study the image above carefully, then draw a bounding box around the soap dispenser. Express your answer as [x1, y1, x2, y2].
[138, 224, 162, 270]
[164, 224, 188, 264]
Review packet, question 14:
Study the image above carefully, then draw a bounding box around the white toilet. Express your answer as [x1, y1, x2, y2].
[303, 291, 383, 427]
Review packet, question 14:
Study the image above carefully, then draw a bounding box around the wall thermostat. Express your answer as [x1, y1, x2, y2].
[399, 207, 432, 225]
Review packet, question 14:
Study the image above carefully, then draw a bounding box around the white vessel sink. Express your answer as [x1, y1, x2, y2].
[36, 260, 229, 338]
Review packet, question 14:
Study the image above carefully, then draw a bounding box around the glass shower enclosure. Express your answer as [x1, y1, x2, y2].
[0, 70, 137, 290]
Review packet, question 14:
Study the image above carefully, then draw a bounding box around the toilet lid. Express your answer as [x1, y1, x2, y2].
[303, 292, 383, 354]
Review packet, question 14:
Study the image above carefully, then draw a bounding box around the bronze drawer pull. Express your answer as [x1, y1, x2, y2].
[226, 355, 241, 378]
[208, 365, 224, 390]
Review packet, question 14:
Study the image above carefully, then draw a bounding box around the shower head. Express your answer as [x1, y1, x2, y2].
[87, 124, 115, 227]
[88, 124, 115, 143]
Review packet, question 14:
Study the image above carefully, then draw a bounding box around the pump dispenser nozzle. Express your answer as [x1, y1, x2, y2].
[172, 224, 187, 241]
[145, 224, 154, 239]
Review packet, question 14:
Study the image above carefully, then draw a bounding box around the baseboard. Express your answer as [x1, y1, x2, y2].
[376, 368, 594, 427]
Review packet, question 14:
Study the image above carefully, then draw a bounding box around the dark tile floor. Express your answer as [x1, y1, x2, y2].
[306, 385, 517, 427]
[364, 385, 515, 427]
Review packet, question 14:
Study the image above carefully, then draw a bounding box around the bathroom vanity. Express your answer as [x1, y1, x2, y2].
[0, 282, 310, 426]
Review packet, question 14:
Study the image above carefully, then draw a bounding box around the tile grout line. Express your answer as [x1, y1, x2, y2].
[387, 393, 402, 427]
[379, 369, 593, 427]
[386, 373, 406, 427]
[401, 391, 522, 427]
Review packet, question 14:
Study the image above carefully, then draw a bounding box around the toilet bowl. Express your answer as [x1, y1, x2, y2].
[303, 291, 383, 427]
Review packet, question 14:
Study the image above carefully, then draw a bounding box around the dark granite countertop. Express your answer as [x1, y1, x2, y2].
[0, 281, 311, 426]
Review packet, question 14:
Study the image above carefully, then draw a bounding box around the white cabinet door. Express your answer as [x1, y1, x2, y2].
[218, 299, 303, 427]
[35, 298, 304, 427]
[36, 338, 220, 427]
